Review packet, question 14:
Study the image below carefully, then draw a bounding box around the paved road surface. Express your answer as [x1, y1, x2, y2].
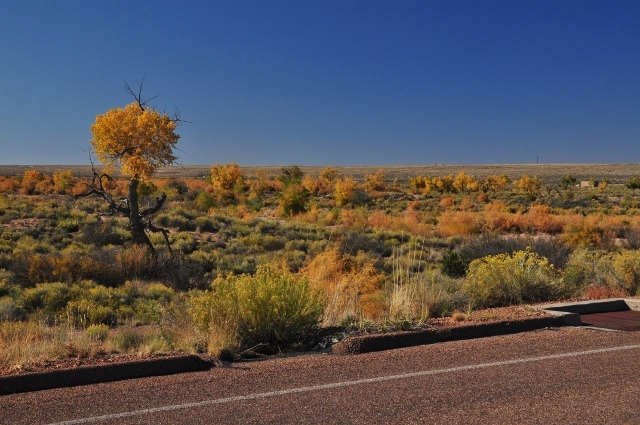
[2, 327, 640, 425]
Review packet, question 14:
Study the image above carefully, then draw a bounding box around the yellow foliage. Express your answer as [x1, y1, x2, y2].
[302, 248, 385, 324]
[21, 169, 43, 195]
[480, 174, 510, 193]
[363, 169, 386, 193]
[516, 175, 542, 196]
[319, 167, 342, 184]
[90, 102, 179, 180]
[334, 177, 358, 206]
[210, 163, 245, 192]
[453, 172, 478, 194]
[301, 175, 322, 195]
[23, 170, 43, 181]
[53, 170, 74, 193]
[464, 250, 559, 307]
[433, 175, 455, 193]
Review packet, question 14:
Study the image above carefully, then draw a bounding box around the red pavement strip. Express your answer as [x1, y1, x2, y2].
[580, 310, 640, 331]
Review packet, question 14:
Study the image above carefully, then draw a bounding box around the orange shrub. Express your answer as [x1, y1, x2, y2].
[301, 248, 385, 324]
[523, 205, 563, 234]
[301, 175, 323, 195]
[21, 170, 43, 195]
[0, 176, 20, 192]
[341, 208, 368, 231]
[368, 211, 394, 229]
[183, 178, 209, 192]
[397, 209, 431, 236]
[35, 178, 55, 194]
[249, 168, 281, 195]
[459, 197, 474, 211]
[562, 219, 601, 248]
[439, 196, 455, 209]
[71, 181, 90, 196]
[437, 211, 481, 237]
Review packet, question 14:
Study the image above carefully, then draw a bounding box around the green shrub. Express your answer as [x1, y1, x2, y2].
[144, 283, 175, 303]
[65, 299, 117, 328]
[112, 328, 144, 351]
[441, 250, 467, 278]
[611, 250, 640, 295]
[88, 305, 117, 327]
[194, 216, 219, 233]
[279, 184, 310, 216]
[463, 250, 560, 308]
[85, 323, 109, 342]
[626, 177, 640, 190]
[388, 269, 457, 320]
[19, 282, 72, 315]
[0, 297, 25, 321]
[195, 192, 217, 211]
[561, 249, 613, 297]
[191, 264, 324, 351]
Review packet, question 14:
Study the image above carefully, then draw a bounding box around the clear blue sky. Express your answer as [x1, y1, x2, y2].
[2, 0, 639, 166]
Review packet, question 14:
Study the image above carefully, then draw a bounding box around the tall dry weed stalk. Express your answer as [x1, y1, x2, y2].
[387, 241, 456, 321]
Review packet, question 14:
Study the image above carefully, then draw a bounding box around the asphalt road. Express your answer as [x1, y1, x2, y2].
[2, 327, 640, 425]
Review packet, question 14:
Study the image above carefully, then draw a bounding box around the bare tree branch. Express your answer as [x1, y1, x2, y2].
[122, 73, 158, 111]
[139, 193, 167, 217]
[147, 219, 173, 254]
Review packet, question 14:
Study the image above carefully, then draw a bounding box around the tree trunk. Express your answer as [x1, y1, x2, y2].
[128, 179, 156, 255]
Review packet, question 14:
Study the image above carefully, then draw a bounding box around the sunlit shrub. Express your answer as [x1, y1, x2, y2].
[516, 174, 542, 196]
[210, 163, 245, 202]
[388, 268, 457, 321]
[626, 176, 640, 189]
[53, 170, 74, 193]
[611, 250, 640, 295]
[0, 177, 20, 193]
[302, 248, 385, 325]
[460, 233, 572, 269]
[562, 249, 615, 297]
[439, 196, 455, 209]
[368, 211, 394, 229]
[85, 323, 109, 342]
[278, 183, 309, 217]
[436, 211, 480, 237]
[21, 170, 43, 195]
[340, 208, 369, 232]
[334, 178, 358, 206]
[145, 283, 175, 303]
[363, 170, 386, 194]
[191, 264, 324, 351]
[463, 250, 560, 308]
[453, 172, 478, 194]
[561, 220, 602, 248]
[18, 282, 74, 323]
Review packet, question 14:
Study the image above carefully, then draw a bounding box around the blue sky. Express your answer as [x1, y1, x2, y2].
[1, 0, 639, 166]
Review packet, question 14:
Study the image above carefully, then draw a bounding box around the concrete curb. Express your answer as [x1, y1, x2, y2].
[0, 355, 214, 396]
[331, 316, 565, 355]
[10, 302, 629, 394]
[537, 298, 640, 326]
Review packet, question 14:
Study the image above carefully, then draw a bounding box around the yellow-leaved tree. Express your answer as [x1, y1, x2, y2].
[77, 78, 182, 254]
